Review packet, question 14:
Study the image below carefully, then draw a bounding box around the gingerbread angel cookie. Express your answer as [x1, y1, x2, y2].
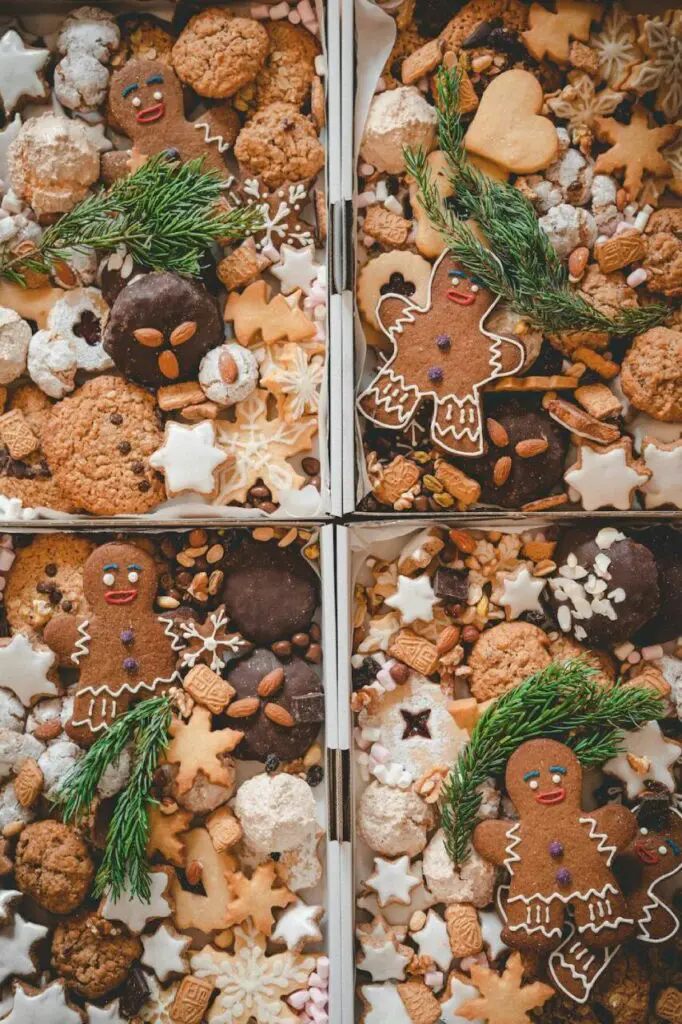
[44, 542, 182, 745]
[357, 251, 526, 457]
[474, 739, 636, 954]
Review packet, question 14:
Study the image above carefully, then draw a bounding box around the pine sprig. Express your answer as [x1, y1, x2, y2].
[55, 694, 173, 903]
[0, 154, 262, 284]
[441, 660, 666, 867]
[404, 65, 668, 338]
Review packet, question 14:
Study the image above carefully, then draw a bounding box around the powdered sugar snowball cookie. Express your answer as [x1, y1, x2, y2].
[0, 781, 35, 829]
[97, 748, 131, 798]
[198, 343, 258, 406]
[0, 308, 31, 385]
[538, 203, 598, 259]
[9, 114, 100, 221]
[358, 780, 433, 857]
[27, 330, 78, 399]
[422, 828, 496, 907]
[46, 287, 112, 373]
[56, 7, 120, 62]
[234, 772, 317, 854]
[37, 739, 81, 799]
[360, 86, 438, 175]
[55, 53, 110, 113]
[0, 728, 44, 781]
[26, 695, 72, 742]
[0, 689, 25, 733]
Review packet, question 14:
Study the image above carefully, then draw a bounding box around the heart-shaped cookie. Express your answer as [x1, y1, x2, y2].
[464, 69, 558, 175]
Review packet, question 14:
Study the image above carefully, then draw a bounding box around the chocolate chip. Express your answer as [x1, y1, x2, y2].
[352, 656, 381, 691]
[109, 413, 123, 426]
[119, 967, 150, 1018]
[44, 563, 57, 577]
[270, 850, 281, 861]
[131, 460, 144, 474]
[265, 753, 281, 773]
[487, 26, 526, 60]
[61, 600, 73, 612]
[36, 582, 51, 594]
[306, 764, 324, 787]
[118, 441, 132, 455]
[138, 480, 151, 492]
[49, 590, 63, 605]
[302, 457, 320, 476]
[433, 566, 469, 602]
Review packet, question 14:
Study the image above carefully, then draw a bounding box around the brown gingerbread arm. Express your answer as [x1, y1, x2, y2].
[473, 818, 515, 867]
[43, 613, 84, 665]
[592, 803, 637, 855]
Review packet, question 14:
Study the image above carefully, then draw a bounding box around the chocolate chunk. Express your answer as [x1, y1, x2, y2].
[293, 692, 325, 724]
[461, 17, 503, 48]
[433, 567, 469, 602]
[120, 967, 151, 1018]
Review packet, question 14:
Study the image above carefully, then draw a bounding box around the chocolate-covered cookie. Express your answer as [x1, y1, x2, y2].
[546, 526, 659, 647]
[222, 539, 318, 646]
[103, 271, 223, 389]
[225, 648, 323, 761]
[634, 527, 682, 646]
[455, 397, 568, 508]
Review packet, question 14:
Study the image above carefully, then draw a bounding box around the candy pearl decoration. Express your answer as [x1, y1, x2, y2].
[123, 657, 138, 673]
[549, 841, 563, 858]
[427, 366, 443, 383]
[556, 868, 572, 885]
[120, 629, 134, 645]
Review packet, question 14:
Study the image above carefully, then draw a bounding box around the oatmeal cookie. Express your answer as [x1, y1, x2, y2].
[4, 534, 93, 641]
[643, 207, 682, 298]
[112, 14, 175, 67]
[42, 375, 165, 515]
[15, 819, 94, 913]
[621, 327, 682, 422]
[439, 0, 527, 51]
[52, 911, 142, 997]
[234, 102, 324, 190]
[172, 7, 268, 98]
[0, 469, 76, 515]
[468, 621, 552, 701]
[8, 384, 53, 436]
[254, 22, 321, 110]
[549, 264, 638, 354]
[548, 634, 616, 688]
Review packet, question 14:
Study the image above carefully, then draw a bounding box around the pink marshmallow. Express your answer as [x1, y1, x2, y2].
[288, 9, 302, 22]
[288, 990, 309, 1010]
[269, 1, 291, 18]
[297, 0, 315, 19]
[309, 987, 328, 1007]
[317, 957, 330, 976]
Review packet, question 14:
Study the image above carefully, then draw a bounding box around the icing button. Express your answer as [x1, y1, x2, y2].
[549, 841, 563, 858]
[120, 628, 135, 646]
[123, 656, 138, 673]
[555, 868, 572, 886]
[436, 334, 451, 351]
[427, 366, 444, 383]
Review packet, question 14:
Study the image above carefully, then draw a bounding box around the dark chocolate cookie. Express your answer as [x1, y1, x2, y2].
[546, 526, 659, 647]
[103, 271, 223, 389]
[634, 527, 682, 646]
[454, 397, 568, 508]
[225, 648, 324, 761]
[222, 539, 318, 646]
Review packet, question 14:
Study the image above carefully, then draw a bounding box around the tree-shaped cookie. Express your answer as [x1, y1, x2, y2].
[43, 542, 182, 746]
[474, 739, 636, 953]
[357, 251, 525, 457]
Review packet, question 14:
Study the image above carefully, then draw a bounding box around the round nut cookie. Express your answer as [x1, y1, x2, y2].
[254, 22, 321, 110]
[621, 327, 682, 422]
[468, 621, 552, 701]
[52, 911, 142, 997]
[4, 534, 94, 643]
[172, 7, 268, 98]
[15, 819, 94, 914]
[548, 634, 616, 689]
[234, 102, 324, 190]
[357, 779, 434, 857]
[42, 375, 165, 515]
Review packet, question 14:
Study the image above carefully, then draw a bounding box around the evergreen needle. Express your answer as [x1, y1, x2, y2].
[404, 66, 668, 338]
[441, 660, 666, 867]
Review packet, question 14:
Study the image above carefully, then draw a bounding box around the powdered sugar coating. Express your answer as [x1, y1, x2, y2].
[27, 330, 78, 399]
[234, 772, 317, 853]
[54, 53, 110, 112]
[0, 307, 31, 385]
[56, 6, 120, 62]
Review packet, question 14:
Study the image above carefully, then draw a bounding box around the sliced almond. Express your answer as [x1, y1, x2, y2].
[134, 327, 164, 348]
[515, 438, 549, 458]
[264, 702, 295, 727]
[226, 697, 260, 718]
[257, 667, 285, 698]
[493, 456, 512, 486]
[486, 417, 509, 448]
[170, 320, 198, 346]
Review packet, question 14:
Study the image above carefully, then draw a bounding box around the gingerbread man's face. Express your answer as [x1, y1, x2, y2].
[109, 59, 184, 140]
[506, 739, 583, 816]
[82, 542, 159, 610]
[632, 808, 682, 874]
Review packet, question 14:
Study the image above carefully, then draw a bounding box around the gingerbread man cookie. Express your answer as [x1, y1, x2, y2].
[108, 59, 238, 176]
[357, 251, 526, 457]
[474, 739, 636, 954]
[44, 542, 181, 745]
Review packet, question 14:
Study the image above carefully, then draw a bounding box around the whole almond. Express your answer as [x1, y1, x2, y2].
[226, 697, 260, 718]
[219, 349, 239, 384]
[257, 667, 285, 698]
[32, 719, 62, 741]
[486, 417, 509, 448]
[568, 246, 589, 281]
[185, 859, 203, 885]
[14, 760, 43, 808]
[447, 529, 476, 554]
[264, 703, 295, 728]
[133, 327, 164, 347]
[515, 438, 549, 458]
[493, 456, 512, 486]
[206, 544, 224, 564]
[436, 625, 460, 655]
[170, 321, 197, 346]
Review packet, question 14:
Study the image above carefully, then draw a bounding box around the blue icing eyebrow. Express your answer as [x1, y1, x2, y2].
[128, 563, 143, 571]
[550, 766, 567, 774]
[103, 563, 118, 571]
[146, 74, 164, 84]
[523, 770, 540, 781]
[122, 83, 138, 97]
[667, 838, 681, 855]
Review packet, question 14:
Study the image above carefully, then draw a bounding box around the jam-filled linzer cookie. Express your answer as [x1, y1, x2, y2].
[0, 525, 327, 1022]
[352, 523, 682, 1019]
[0, 2, 326, 519]
[356, 1, 682, 513]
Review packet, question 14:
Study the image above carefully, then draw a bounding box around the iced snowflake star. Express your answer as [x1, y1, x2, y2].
[215, 389, 317, 504]
[240, 178, 314, 252]
[260, 342, 325, 423]
[547, 71, 625, 128]
[179, 605, 251, 672]
[191, 923, 315, 1024]
[624, 12, 682, 121]
[590, 5, 643, 87]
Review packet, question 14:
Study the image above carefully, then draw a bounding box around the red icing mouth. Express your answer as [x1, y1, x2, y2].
[447, 288, 476, 306]
[635, 840, 659, 865]
[535, 788, 566, 805]
[105, 589, 138, 605]
[136, 102, 165, 124]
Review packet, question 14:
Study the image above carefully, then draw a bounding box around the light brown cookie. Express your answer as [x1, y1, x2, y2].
[4, 534, 94, 641]
[621, 327, 682, 422]
[171, 7, 268, 98]
[52, 911, 142, 998]
[254, 22, 320, 110]
[234, 102, 324, 190]
[15, 819, 95, 914]
[468, 621, 551, 701]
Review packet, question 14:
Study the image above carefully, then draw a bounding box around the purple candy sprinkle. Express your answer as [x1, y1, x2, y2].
[120, 629, 135, 646]
[549, 841, 563, 858]
[123, 657, 138, 673]
[556, 868, 572, 886]
[427, 366, 443, 383]
[436, 334, 451, 351]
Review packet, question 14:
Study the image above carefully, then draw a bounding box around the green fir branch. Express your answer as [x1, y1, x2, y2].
[0, 154, 262, 284]
[404, 65, 668, 338]
[441, 660, 666, 867]
[55, 694, 173, 903]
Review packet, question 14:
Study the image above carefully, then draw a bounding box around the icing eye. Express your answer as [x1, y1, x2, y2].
[529, 779, 539, 790]
[153, 91, 163, 101]
[640, 828, 649, 836]
[659, 845, 668, 855]
[552, 774, 562, 785]
[128, 570, 139, 583]
[103, 572, 115, 586]
[132, 96, 142, 108]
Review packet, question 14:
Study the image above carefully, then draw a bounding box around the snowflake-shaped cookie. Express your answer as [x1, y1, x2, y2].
[624, 12, 682, 121]
[235, 178, 315, 253]
[179, 605, 251, 673]
[260, 343, 325, 423]
[547, 70, 624, 129]
[590, 5, 643, 87]
[191, 922, 315, 1024]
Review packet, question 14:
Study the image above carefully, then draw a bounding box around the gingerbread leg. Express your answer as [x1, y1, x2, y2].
[357, 368, 421, 430]
[432, 394, 484, 456]
[573, 889, 634, 948]
[67, 688, 132, 746]
[549, 928, 621, 1004]
[503, 896, 565, 952]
